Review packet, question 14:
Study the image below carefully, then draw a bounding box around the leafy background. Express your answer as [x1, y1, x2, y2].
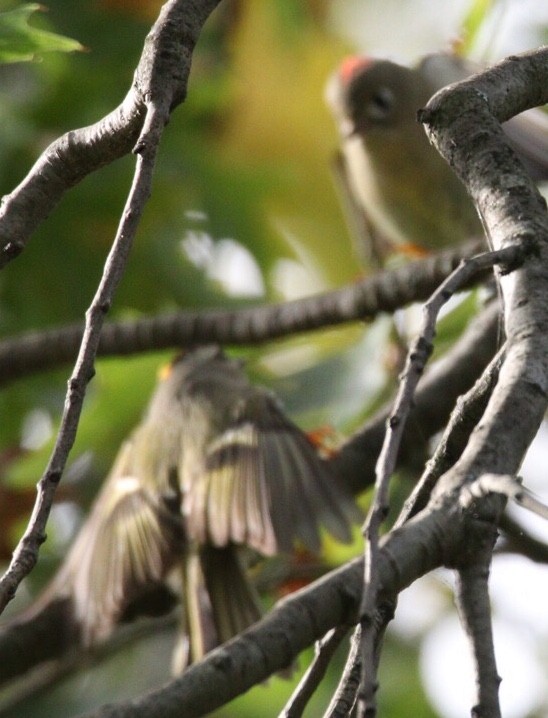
[0, 1, 546, 716]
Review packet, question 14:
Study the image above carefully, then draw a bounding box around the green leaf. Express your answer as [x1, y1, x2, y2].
[0, 3, 84, 64]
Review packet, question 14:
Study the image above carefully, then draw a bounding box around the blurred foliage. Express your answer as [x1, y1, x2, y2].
[0, 2, 84, 63]
[458, 0, 496, 54]
[0, 0, 545, 716]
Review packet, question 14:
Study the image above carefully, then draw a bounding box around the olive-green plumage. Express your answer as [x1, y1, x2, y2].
[326, 53, 548, 259]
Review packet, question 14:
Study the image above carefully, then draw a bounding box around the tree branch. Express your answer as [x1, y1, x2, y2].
[0, 242, 483, 385]
[279, 626, 349, 718]
[323, 625, 361, 718]
[413, 46, 548, 718]
[497, 512, 548, 563]
[455, 561, 501, 718]
[419, 48, 548, 502]
[396, 342, 505, 527]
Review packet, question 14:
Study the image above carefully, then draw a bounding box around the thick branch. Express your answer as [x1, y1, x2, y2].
[419, 48, 548, 509]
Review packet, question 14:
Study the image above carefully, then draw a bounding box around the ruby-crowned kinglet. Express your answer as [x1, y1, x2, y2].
[326, 53, 548, 261]
[30, 346, 359, 672]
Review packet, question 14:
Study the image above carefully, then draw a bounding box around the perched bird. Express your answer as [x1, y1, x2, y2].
[326, 52, 548, 261]
[26, 346, 359, 672]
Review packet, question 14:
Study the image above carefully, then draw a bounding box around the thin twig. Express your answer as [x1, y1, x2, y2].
[461, 473, 548, 519]
[323, 625, 361, 718]
[279, 626, 348, 718]
[356, 245, 521, 717]
[334, 301, 500, 496]
[497, 512, 548, 563]
[0, 113, 162, 614]
[395, 341, 506, 528]
[0, 0, 220, 614]
[455, 562, 501, 718]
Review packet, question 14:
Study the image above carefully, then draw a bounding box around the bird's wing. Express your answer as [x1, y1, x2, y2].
[184, 390, 360, 556]
[54, 436, 185, 644]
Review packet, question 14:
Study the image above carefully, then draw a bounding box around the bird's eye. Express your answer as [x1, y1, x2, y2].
[367, 87, 395, 121]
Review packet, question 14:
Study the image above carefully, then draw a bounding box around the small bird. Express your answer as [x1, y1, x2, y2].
[25, 346, 360, 672]
[326, 52, 548, 262]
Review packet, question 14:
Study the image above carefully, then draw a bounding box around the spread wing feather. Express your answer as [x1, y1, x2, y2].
[184, 390, 359, 555]
[52, 433, 185, 644]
